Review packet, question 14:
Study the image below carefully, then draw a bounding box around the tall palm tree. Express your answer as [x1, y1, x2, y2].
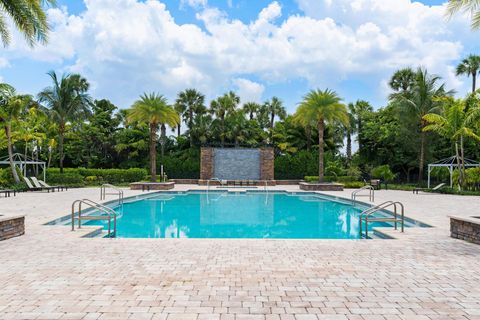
[210, 91, 239, 146]
[264, 97, 286, 140]
[351, 100, 373, 156]
[345, 103, 357, 162]
[389, 68, 416, 93]
[390, 68, 452, 183]
[447, 0, 480, 29]
[423, 96, 480, 188]
[456, 55, 480, 93]
[0, 0, 56, 47]
[38, 71, 93, 173]
[294, 89, 349, 182]
[0, 84, 30, 183]
[243, 102, 260, 120]
[175, 89, 205, 147]
[127, 93, 179, 182]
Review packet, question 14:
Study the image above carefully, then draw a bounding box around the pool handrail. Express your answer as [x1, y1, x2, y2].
[359, 201, 405, 238]
[351, 185, 374, 204]
[100, 184, 124, 204]
[72, 199, 117, 237]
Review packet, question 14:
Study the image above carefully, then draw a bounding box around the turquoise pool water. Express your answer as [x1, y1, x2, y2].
[84, 191, 402, 239]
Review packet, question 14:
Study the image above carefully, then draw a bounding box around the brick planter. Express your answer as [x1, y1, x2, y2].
[450, 216, 480, 245]
[0, 215, 25, 241]
[130, 182, 175, 191]
[299, 182, 344, 191]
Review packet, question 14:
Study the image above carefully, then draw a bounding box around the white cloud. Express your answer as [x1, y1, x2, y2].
[2, 0, 476, 108]
[180, 0, 207, 9]
[233, 78, 265, 103]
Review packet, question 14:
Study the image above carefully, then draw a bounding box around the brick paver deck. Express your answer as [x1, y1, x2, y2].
[0, 186, 479, 320]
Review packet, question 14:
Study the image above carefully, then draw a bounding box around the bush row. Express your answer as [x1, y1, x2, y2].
[46, 168, 147, 186]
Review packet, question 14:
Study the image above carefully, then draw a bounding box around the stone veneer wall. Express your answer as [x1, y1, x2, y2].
[200, 147, 274, 180]
[260, 147, 274, 180]
[200, 147, 214, 180]
[0, 216, 25, 241]
[451, 217, 480, 245]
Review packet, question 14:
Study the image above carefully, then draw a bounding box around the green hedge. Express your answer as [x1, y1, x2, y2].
[304, 176, 358, 183]
[161, 149, 200, 179]
[46, 168, 147, 186]
[275, 151, 318, 179]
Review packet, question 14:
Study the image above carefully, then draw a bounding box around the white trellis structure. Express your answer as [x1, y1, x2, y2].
[0, 153, 46, 181]
[427, 156, 480, 188]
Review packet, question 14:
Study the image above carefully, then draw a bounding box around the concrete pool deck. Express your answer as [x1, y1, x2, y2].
[0, 185, 480, 319]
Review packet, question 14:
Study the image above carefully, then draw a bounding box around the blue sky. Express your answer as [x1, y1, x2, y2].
[0, 0, 477, 113]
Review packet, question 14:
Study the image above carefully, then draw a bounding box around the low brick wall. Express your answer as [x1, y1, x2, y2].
[299, 182, 344, 191]
[0, 216, 25, 241]
[451, 217, 480, 245]
[172, 179, 199, 184]
[130, 182, 175, 191]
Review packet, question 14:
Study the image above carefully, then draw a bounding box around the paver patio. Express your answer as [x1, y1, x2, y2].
[1, 186, 480, 320]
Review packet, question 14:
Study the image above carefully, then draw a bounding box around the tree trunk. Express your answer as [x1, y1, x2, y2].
[220, 116, 225, 147]
[418, 130, 426, 183]
[318, 119, 325, 183]
[59, 124, 65, 174]
[346, 129, 352, 162]
[460, 135, 466, 187]
[270, 112, 275, 140]
[5, 125, 20, 183]
[455, 141, 463, 189]
[189, 109, 194, 147]
[177, 124, 180, 138]
[357, 119, 363, 155]
[249, 111, 254, 121]
[473, 72, 477, 93]
[306, 126, 311, 151]
[160, 124, 166, 160]
[149, 123, 157, 182]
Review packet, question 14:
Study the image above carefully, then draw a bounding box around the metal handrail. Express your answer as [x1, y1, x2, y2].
[72, 199, 117, 237]
[359, 201, 405, 238]
[351, 185, 374, 203]
[100, 184, 124, 204]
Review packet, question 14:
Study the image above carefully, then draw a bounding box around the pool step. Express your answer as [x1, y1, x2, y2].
[78, 215, 111, 221]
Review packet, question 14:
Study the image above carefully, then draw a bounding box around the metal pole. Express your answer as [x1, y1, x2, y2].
[427, 165, 431, 189]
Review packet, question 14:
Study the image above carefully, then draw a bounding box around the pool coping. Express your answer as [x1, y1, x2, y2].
[44, 189, 433, 240]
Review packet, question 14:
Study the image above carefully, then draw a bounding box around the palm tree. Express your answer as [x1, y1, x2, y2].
[390, 68, 452, 183]
[0, 0, 56, 47]
[351, 100, 373, 156]
[175, 89, 205, 147]
[389, 68, 416, 93]
[38, 71, 92, 173]
[294, 89, 349, 182]
[447, 0, 480, 29]
[210, 91, 239, 146]
[243, 102, 260, 120]
[0, 84, 28, 183]
[345, 103, 357, 162]
[127, 93, 179, 182]
[423, 96, 480, 188]
[456, 55, 480, 93]
[264, 97, 286, 140]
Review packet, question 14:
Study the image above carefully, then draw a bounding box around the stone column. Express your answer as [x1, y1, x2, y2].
[260, 147, 274, 181]
[200, 147, 214, 180]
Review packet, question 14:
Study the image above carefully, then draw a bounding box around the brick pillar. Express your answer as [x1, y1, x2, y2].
[260, 147, 274, 180]
[200, 147, 214, 180]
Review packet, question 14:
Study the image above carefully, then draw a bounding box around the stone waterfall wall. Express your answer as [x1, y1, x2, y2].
[200, 147, 274, 181]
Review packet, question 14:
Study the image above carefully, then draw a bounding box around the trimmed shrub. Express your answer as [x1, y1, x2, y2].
[46, 168, 147, 186]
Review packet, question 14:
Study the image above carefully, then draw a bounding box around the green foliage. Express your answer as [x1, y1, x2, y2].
[371, 165, 396, 182]
[46, 168, 147, 186]
[161, 149, 200, 179]
[275, 150, 318, 179]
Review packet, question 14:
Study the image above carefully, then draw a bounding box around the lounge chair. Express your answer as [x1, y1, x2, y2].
[413, 183, 446, 194]
[23, 177, 51, 192]
[32, 177, 67, 192]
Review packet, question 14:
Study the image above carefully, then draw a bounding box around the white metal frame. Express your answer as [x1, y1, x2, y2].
[427, 156, 480, 188]
[0, 153, 46, 182]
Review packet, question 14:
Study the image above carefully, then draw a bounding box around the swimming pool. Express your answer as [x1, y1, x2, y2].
[79, 191, 421, 239]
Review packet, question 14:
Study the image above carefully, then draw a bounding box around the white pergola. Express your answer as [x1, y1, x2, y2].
[0, 153, 46, 181]
[427, 156, 480, 188]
